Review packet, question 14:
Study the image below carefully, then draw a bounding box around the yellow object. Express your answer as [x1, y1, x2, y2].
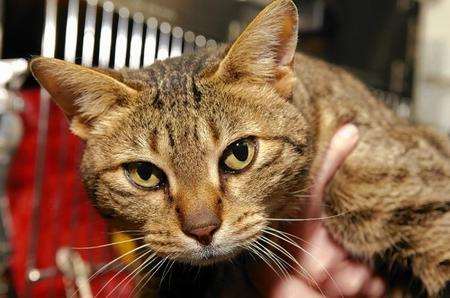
[111, 231, 138, 264]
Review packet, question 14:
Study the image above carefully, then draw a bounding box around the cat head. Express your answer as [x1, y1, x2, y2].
[30, 0, 312, 265]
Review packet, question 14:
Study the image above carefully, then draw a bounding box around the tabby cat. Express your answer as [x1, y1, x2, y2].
[30, 0, 449, 296]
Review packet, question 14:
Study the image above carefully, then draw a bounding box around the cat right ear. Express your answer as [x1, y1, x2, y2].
[29, 57, 138, 139]
[213, 0, 298, 99]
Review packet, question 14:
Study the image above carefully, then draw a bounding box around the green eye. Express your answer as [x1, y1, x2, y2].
[221, 138, 256, 173]
[124, 162, 165, 189]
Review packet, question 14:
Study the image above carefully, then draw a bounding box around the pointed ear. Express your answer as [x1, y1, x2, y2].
[214, 0, 298, 98]
[29, 57, 138, 139]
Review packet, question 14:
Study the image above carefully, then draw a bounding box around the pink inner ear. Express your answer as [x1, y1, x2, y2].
[276, 15, 298, 67]
[278, 44, 296, 67]
[211, 0, 299, 85]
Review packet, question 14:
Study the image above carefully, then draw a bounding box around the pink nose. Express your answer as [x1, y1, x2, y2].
[185, 224, 219, 246]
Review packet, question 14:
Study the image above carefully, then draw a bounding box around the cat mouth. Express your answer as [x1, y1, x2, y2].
[174, 245, 243, 266]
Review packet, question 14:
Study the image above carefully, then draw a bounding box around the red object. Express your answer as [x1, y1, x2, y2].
[7, 89, 135, 297]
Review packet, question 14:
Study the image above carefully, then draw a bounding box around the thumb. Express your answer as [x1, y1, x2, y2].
[309, 124, 359, 216]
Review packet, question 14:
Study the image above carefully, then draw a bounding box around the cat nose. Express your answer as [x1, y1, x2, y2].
[179, 209, 221, 245]
[186, 224, 219, 246]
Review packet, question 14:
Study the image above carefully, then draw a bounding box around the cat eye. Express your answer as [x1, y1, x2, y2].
[220, 138, 256, 173]
[124, 162, 166, 189]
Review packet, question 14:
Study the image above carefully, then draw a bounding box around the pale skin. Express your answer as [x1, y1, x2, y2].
[250, 124, 386, 297]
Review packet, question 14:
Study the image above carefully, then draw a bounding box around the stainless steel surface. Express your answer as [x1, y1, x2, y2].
[26, 0, 57, 295]
[170, 27, 183, 58]
[41, 0, 57, 58]
[56, 248, 93, 298]
[157, 22, 171, 60]
[0, 58, 26, 297]
[64, 0, 80, 63]
[100, 0, 325, 42]
[114, 7, 130, 69]
[99, 1, 114, 68]
[82, 0, 98, 66]
[0, 59, 27, 94]
[183, 31, 195, 54]
[195, 35, 206, 51]
[130, 12, 144, 68]
[143, 17, 158, 66]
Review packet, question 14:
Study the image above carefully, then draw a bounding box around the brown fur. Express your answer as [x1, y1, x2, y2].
[30, 0, 449, 296]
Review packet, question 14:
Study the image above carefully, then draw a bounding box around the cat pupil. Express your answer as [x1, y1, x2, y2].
[233, 142, 248, 161]
[137, 163, 152, 180]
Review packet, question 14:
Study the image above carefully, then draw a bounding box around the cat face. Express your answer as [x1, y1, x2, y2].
[81, 68, 311, 264]
[30, 0, 309, 265]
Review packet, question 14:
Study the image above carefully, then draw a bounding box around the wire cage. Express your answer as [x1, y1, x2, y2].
[6, 0, 216, 296]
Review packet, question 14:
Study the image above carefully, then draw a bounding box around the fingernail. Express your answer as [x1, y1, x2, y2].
[337, 124, 359, 140]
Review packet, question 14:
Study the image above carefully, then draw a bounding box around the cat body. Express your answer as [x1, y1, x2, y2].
[295, 54, 450, 296]
[30, 0, 449, 296]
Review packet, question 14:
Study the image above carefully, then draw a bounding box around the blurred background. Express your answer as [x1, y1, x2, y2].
[0, 0, 449, 297]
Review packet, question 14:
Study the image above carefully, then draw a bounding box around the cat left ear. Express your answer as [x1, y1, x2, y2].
[30, 57, 138, 139]
[214, 0, 298, 98]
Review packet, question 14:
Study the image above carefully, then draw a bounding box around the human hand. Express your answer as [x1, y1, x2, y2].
[249, 124, 385, 297]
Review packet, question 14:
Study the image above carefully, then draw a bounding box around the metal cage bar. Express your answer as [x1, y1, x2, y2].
[25, 0, 58, 294]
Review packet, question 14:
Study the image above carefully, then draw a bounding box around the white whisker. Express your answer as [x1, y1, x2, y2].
[260, 234, 325, 297]
[88, 243, 150, 283]
[266, 211, 349, 222]
[246, 243, 282, 280]
[263, 228, 343, 298]
[253, 241, 290, 279]
[117, 253, 158, 296]
[72, 236, 145, 250]
[133, 255, 169, 296]
[107, 251, 156, 297]
[128, 254, 161, 296]
[108, 229, 143, 235]
[95, 248, 153, 297]
[160, 254, 179, 286]
[266, 226, 321, 253]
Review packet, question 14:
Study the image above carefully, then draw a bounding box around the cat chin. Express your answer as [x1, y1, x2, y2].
[172, 246, 242, 267]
